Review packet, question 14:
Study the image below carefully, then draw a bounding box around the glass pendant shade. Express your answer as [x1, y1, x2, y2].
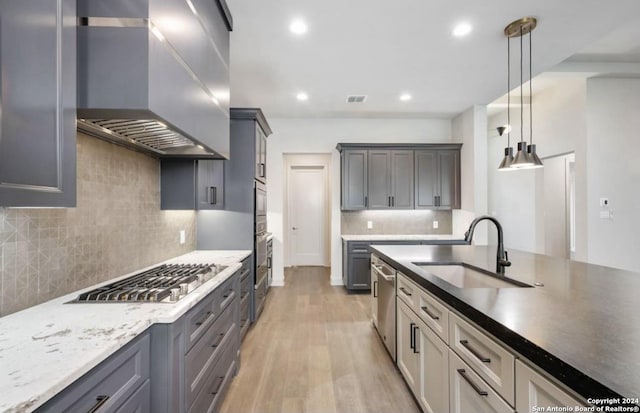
[511, 141, 533, 168]
[498, 147, 515, 170]
[527, 144, 544, 168]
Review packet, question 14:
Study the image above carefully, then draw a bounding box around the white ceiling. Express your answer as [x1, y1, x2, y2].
[226, 0, 640, 119]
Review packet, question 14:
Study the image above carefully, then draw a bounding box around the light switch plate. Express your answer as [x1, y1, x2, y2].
[179, 230, 186, 244]
[367, 221, 373, 229]
[433, 220, 439, 229]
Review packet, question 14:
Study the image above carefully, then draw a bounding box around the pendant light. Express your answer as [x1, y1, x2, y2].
[497, 33, 514, 171]
[500, 17, 542, 170]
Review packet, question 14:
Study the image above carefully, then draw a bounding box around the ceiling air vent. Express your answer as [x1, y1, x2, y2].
[346, 95, 367, 103]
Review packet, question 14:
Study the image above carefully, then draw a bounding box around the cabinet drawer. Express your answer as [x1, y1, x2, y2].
[184, 289, 219, 351]
[416, 286, 449, 344]
[215, 273, 239, 314]
[397, 272, 417, 309]
[240, 270, 252, 302]
[239, 293, 251, 340]
[114, 379, 150, 413]
[185, 302, 236, 409]
[449, 313, 515, 406]
[38, 333, 150, 413]
[188, 328, 238, 413]
[240, 257, 251, 277]
[449, 350, 514, 413]
[348, 242, 372, 254]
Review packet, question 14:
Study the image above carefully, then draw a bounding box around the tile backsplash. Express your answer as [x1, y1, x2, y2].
[0, 133, 196, 317]
[341, 210, 452, 235]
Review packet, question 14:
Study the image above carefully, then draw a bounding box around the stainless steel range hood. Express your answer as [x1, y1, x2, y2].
[77, 0, 232, 158]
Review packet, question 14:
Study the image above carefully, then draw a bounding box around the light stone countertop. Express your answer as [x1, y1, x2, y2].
[0, 249, 251, 413]
[341, 233, 464, 241]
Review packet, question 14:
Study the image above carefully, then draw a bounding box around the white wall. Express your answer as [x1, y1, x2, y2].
[452, 106, 488, 242]
[266, 118, 452, 286]
[487, 77, 589, 261]
[585, 78, 640, 272]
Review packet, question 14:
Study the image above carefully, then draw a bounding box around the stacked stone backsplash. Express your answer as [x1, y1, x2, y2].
[0, 133, 196, 317]
[341, 210, 452, 235]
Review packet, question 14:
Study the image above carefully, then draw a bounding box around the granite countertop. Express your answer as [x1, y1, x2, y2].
[0, 250, 251, 413]
[341, 234, 465, 241]
[370, 244, 640, 403]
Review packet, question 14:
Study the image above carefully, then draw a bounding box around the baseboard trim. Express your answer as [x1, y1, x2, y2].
[330, 276, 343, 286]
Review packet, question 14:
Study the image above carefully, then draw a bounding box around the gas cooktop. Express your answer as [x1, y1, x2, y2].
[71, 263, 227, 303]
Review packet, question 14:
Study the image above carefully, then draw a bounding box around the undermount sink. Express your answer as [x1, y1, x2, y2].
[413, 263, 533, 289]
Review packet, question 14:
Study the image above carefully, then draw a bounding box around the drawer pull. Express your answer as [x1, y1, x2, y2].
[352, 249, 369, 253]
[87, 395, 109, 413]
[211, 333, 225, 348]
[399, 287, 412, 297]
[457, 369, 488, 396]
[420, 306, 440, 320]
[223, 289, 233, 298]
[459, 340, 491, 363]
[211, 376, 225, 395]
[409, 322, 416, 350]
[412, 324, 420, 354]
[195, 311, 213, 326]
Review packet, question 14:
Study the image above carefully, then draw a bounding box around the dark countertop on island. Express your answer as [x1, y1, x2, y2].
[369, 244, 640, 403]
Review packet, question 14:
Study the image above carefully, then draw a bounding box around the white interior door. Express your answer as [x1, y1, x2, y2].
[541, 153, 575, 259]
[289, 165, 328, 266]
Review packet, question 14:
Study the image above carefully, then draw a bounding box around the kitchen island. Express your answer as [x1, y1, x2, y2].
[370, 244, 640, 406]
[0, 250, 251, 413]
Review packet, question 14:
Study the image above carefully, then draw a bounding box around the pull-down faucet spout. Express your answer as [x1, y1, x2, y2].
[464, 216, 511, 275]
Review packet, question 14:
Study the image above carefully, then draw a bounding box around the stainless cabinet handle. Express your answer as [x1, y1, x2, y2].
[267, 257, 272, 268]
[409, 322, 416, 350]
[87, 395, 109, 413]
[365, 196, 368, 207]
[352, 249, 369, 253]
[195, 311, 213, 326]
[457, 369, 488, 396]
[209, 187, 217, 205]
[373, 280, 378, 298]
[388, 196, 392, 207]
[211, 376, 225, 395]
[399, 287, 412, 297]
[459, 339, 491, 363]
[211, 332, 224, 348]
[421, 305, 440, 320]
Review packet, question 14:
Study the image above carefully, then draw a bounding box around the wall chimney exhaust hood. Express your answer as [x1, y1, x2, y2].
[77, 0, 232, 158]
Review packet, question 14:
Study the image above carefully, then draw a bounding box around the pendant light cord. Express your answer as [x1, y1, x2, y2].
[529, 27, 533, 145]
[507, 34, 510, 147]
[520, 24, 524, 145]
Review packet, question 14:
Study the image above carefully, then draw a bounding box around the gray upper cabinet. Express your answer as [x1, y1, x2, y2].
[0, 0, 77, 207]
[368, 151, 391, 208]
[255, 124, 267, 182]
[160, 160, 224, 210]
[367, 150, 414, 209]
[415, 150, 461, 210]
[339, 144, 457, 211]
[390, 150, 414, 208]
[342, 150, 368, 210]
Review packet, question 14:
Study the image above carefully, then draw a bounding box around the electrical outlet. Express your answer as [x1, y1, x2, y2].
[433, 221, 439, 229]
[367, 220, 373, 229]
[179, 230, 186, 244]
[600, 198, 609, 207]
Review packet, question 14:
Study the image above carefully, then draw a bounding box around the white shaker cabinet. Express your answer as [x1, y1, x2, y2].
[515, 360, 584, 413]
[416, 317, 450, 413]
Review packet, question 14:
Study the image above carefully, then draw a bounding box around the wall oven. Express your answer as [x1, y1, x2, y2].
[254, 181, 268, 320]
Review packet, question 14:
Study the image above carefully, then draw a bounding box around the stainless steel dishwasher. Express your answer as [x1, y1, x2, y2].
[371, 254, 396, 361]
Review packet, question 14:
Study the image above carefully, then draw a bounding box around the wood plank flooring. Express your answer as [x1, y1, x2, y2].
[220, 266, 420, 413]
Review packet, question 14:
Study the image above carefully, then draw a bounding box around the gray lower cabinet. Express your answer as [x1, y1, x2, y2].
[160, 159, 224, 210]
[239, 257, 252, 341]
[415, 150, 461, 210]
[36, 332, 151, 412]
[0, 0, 77, 207]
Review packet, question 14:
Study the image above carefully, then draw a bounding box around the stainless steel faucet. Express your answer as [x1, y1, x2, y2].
[464, 215, 512, 275]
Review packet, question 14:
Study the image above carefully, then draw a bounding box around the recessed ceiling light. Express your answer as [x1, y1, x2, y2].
[400, 93, 412, 102]
[452, 22, 472, 37]
[296, 92, 309, 101]
[289, 19, 308, 35]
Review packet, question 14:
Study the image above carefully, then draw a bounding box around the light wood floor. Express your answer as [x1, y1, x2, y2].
[220, 266, 420, 413]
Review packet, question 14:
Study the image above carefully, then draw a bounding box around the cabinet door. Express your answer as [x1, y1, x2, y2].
[371, 265, 378, 327]
[515, 360, 584, 413]
[390, 150, 414, 208]
[0, 0, 76, 207]
[417, 318, 449, 413]
[368, 150, 391, 208]
[261, 128, 267, 182]
[255, 124, 266, 182]
[197, 160, 224, 210]
[437, 150, 460, 209]
[397, 300, 420, 395]
[341, 150, 368, 210]
[414, 151, 438, 209]
[348, 254, 371, 290]
[449, 350, 514, 413]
